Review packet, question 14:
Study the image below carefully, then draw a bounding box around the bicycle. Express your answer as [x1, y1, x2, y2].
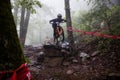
[54, 25, 64, 45]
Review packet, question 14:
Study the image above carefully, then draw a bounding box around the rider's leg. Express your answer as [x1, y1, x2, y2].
[62, 30, 65, 42]
[52, 26, 57, 41]
[53, 28, 56, 41]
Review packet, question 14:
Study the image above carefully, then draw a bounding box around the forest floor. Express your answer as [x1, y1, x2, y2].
[24, 40, 120, 80]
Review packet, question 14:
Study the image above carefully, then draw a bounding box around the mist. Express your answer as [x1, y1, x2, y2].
[25, 0, 90, 45]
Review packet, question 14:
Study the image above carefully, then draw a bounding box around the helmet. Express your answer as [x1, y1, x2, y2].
[57, 14, 62, 17]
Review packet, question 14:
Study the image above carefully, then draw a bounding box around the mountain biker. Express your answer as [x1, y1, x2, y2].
[49, 14, 66, 41]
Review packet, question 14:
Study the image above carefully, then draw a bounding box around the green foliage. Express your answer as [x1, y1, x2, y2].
[86, 0, 120, 30]
[25, 57, 31, 63]
[18, 0, 42, 14]
[98, 36, 120, 54]
[98, 38, 111, 53]
[34, 0, 42, 7]
[72, 0, 120, 53]
[72, 10, 93, 31]
[97, 16, 120, 53]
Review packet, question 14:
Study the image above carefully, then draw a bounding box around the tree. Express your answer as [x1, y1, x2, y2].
[0, 0, 26, 76]
[84, 0, 120, 54]
[64, 0, 74, 54]
[11, 0, 42, 46]
[19, 0, 41, 46]
[84, 0, 120, 33]
[20, 3, 30, 46]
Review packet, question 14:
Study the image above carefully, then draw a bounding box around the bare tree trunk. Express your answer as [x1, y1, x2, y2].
[20, 1, 31, 46]
[0, 0, 25, 71]
[20, 5, 26, 46]
[23, 10, 31, 45]
[64, 0, 74, 54]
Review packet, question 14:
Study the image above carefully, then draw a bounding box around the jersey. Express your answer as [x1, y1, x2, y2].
[49, 18, 66, 28]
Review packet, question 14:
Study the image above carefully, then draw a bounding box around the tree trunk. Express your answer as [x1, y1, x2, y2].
[20, 5, 26, 46]
[64, 0, 74, 54]
[22, 10, 31, 46]
[0, 0, 25, 71]
[20, 5, 31, 46]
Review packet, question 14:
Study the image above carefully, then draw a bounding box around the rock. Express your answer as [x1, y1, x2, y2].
[30, 66, 39, 74]
[73, 73, 78, 76]
[44, 57, 63, 67]
[79, 52, 90, 62]
[66, 70, 74, 75]
[72, 59, 78, 63]
[36, 65, 41, 69]
[29, 60, 36, 66]
[72, 65, 80, 70]
[79, 52, 90, 58]
[38, 51, 44, 55]
[91, 51, 100, 57]
[37, 52, 45, 63]
[81, 57, 86, 62]
[61, 41, 69, 48]
[44, 45, 63, 57]
[32, 44, 43, 48]
[92, 57, 97, 61]
[61, 49, 69, 54]
[62, 61, 71, 66]
[48, 78, 54, 80]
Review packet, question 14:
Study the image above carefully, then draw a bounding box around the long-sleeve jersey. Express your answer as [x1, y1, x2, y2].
[49, 18, 66, 27]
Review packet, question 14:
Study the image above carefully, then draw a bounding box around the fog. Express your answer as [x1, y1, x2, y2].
[25, 0, 90, 45]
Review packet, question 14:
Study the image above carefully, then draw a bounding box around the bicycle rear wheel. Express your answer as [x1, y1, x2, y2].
[54, 27, 64, 45]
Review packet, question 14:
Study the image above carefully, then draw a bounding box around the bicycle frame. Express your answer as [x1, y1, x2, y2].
[54, 26, 64, 45]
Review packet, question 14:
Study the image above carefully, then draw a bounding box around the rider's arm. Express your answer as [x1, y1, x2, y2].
[49, 19, 56, 24]
[49, 20, 53, 24]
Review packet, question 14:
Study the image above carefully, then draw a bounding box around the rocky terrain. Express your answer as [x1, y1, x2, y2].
[24, 41, 120, 80]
